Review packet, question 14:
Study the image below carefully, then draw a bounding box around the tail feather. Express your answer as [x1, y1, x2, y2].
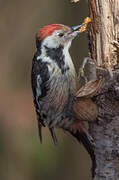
[49, 128, 58, 146]
[38, 124, 42, 143]
[38, 124, 58, 146]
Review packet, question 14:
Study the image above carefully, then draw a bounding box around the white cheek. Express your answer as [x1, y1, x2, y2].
[43, 36, 60, 48]
[63, 41, 75, 70]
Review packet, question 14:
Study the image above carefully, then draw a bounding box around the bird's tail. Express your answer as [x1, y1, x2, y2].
[49, 127, 58, 146]
[38, 124, 43, 143]
[38, 123, 58, 146]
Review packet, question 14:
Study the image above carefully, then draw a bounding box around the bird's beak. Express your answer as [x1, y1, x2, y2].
[67, 17, 91, 39]
[66, 23, 85, 40]
[71, 24, 84, 32]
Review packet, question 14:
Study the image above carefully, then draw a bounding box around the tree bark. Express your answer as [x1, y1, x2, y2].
[88, 0, 119, 179]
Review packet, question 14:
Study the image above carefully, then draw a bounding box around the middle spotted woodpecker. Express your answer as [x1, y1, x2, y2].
[31, 23, 98, 159]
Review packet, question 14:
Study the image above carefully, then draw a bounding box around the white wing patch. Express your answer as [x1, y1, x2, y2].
[37, 56, 41, 60]
[36, 74, 42, 113]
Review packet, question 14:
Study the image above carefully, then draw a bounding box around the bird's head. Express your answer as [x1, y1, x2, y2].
[36, 24, 83, 50]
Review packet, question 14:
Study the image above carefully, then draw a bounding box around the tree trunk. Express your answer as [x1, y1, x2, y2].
[88, 0, 119, 179]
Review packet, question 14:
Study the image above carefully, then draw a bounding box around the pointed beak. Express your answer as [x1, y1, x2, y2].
[65, 24, 84, 40]
[65, 17, 91, 40]
[71, 24, 84, 32]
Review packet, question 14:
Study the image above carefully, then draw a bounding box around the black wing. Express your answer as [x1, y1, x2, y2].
[31, 51, 57, 145]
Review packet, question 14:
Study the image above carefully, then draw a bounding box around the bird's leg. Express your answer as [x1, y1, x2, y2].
[69, 120, 88, 134]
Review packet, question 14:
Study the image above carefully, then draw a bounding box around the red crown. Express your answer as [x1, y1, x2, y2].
[36, 24, 62, 40]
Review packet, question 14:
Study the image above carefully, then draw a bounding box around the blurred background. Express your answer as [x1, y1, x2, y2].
[0, 0, 92, 179]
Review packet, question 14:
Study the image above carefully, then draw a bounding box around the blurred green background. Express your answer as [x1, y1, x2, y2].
[0, 0, 92, 179]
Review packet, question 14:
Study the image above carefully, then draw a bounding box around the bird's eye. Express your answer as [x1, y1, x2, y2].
[58, 33, 64, 37]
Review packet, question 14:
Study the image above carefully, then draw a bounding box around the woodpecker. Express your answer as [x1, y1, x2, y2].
[31, 23, 98, 157]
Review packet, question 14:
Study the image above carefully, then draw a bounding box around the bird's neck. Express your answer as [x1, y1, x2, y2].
[38, 43, 76, 75]
[36, 43, 79, 95]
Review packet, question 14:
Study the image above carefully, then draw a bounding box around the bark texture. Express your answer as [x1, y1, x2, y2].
[88, 0, 119, 179]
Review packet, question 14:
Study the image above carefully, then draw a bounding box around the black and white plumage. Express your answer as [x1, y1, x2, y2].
[31, 25, 78, 144]
[31, 24, 96, 158]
